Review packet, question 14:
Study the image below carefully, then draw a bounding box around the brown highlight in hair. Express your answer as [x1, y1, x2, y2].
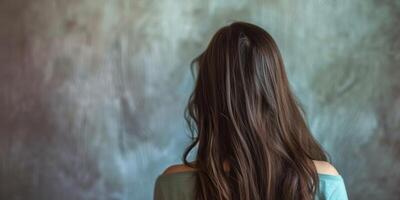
[182, 21, 329, 200]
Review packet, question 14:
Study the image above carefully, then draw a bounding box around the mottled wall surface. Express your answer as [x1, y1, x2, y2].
[0, 0, 399, 199]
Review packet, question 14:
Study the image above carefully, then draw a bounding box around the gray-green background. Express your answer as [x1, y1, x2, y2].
[0, 0, 399, 199]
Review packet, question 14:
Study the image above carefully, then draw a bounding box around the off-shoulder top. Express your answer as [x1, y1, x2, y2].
[153, 171, 349, 200]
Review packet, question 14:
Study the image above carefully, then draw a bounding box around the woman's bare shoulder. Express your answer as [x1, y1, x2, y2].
[162, 163, 197, 175]
[312, 160, 340, 175]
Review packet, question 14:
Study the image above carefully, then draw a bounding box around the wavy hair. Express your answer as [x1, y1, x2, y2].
[182, 21, 329, 200]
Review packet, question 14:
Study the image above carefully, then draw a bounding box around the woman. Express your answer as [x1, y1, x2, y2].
[154, 21, 348, 200]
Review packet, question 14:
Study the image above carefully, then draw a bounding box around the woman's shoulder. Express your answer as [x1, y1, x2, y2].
[312, 160, 340, 175]
[160, 160, 340, 176]
[154, 164, 197, 200]
[161, 163, 197, 175]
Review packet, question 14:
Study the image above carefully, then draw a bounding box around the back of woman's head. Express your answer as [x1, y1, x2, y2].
[183, 21, 328, 200]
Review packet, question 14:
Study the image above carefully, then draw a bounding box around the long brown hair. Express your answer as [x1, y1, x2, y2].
[182, 21, 329, 200]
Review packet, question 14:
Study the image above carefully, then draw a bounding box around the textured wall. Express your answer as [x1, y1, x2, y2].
[0, 0, 399, 199]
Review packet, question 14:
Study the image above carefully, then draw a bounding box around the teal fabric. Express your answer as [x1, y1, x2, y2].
[154, 171, 349, 200]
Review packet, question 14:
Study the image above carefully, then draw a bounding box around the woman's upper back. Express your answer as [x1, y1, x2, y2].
[153, 161, 349, 200]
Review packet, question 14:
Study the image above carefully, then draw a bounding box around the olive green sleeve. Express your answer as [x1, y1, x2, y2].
[153, 176, 165, 200]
